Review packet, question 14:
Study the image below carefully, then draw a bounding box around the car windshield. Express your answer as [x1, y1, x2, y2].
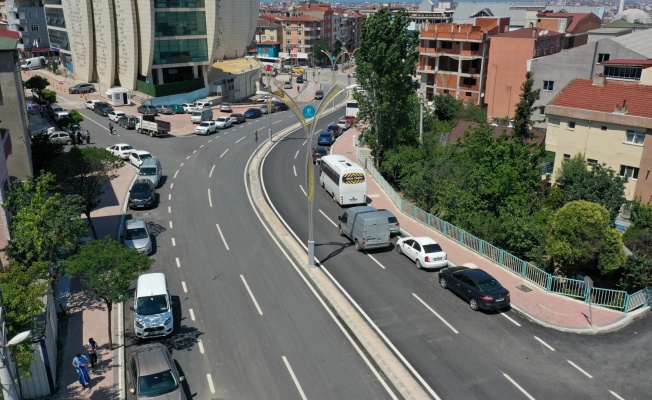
[139, 167, 157, 176]
[478, 278, 502, 292]
[328, 125, 339, 130]
[126, 227, 148, 240]
[199, 122, 209, 127]
[132, 183, 151, 193]
[192, 111, 201, 116]
[138, 368, 178, 397]
[137, 295, 169, 315]
[140, 154, 152, 160]
[423, 244, 443, 253]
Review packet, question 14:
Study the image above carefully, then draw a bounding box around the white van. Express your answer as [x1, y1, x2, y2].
[20, 57, 44, 70]
[190, 108, 213, 124]
[133, 273, 174, 338]
[338, 206, 391, 251]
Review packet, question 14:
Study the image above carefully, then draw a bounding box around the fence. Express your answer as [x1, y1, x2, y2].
[357, 149, 652, 313]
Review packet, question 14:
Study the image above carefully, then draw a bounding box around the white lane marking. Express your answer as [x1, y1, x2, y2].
[193, 150, 197, 154]
[366, 253, 385, 269]
[501, 312, 521, 327]
[294, 150, 300, 159]
[299, 185, 306, 196]
[168, 193, 171, 201]
[208, 139, 213, 143]
[609, 390, 626, 400]
[167, 206, 171, 214]
[181, 281, 187, 293]
[208, 188, 213, 208]
[175, 257, 180, 268]
[189, 308, 195, 321]
[318, 210, 337, 227]
[172, 238, 176, 247]
[169, 221, 173, 229]
[274, 120, 282, 124]
[282, 356, 307, 400]
[302, 140, 307, 146]
[206, 374, 215, 393]
[186, 156, 190, 160]
[220, 149, 229, 158]
[413, 293, 459, 334]
[293, 165, 297, 177]
[236, 136, 245, 143]
[216, 224, 230, 250]
[170, 183, 173, 189]
[200, 145, 204, 148]
[174, 170, 179, 178]
[240, 275, 263, 316]
[502, 372, 536, 400]
[209, 164, 216, 178]
[533, 336, 555, 351]
[197, 338, 205, 354]
[567, 360, 593, 378]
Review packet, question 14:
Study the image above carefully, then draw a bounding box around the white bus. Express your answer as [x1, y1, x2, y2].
[345, 100, 359, 119]
[319, 155, 367, 205]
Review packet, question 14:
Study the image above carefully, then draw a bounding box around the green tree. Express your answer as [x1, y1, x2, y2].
[630, 201, 652, 229]
[457, 100, 488, 123]
[511, 71, 541, 143]
[40, 89, 57, 104]
[65, 237, 153, 349]
[617, 253, 652, 292]
[433, 94, 461, 121]
[23, 76, 50, 92]
[29, 133, 65, 175]
[313, 37, 331, 66]
[58, 109, 84, 130]
[555, 154, 627, 222]
[52, 147, 124, 239]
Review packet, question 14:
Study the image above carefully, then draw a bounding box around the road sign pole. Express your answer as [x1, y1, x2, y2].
[584, 276, 593, 326]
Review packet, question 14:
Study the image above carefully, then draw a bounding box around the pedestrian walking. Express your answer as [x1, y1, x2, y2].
[72, 353, 91, 388]
[297, 85, 301, 92]
[85, 129, 91, 144]
[255, 129, 258, 142]
[76, 131, 83, 145]
[84, 338, 98, 371]
[38, 105, 44, 117]
[108, 122, 115, 135]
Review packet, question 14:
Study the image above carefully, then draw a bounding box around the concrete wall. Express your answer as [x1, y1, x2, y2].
[91, 0, 117, 88]
[60, 0, 94, 82]
[635, 134, 652, 203]
[115, 0, 139, 89]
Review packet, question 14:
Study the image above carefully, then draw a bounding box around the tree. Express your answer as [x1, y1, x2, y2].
[630, 201, 652, 229]
[29, 133, 65, 175]
[23, 76, 50, 92]
[40, 89, 57, 104]
[52, 147, 124, 239]
[433, 94, 461, 121]
[618, 253, 652, 292]
[511, 71, 541, 143]
[313, 37, 331, 66]
[58, 109, 84, 130]
[65, 237, 153, 349]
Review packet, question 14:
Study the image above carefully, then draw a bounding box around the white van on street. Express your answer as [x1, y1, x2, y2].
[133, 273, 174, 338]
[190, 108, 213, 124]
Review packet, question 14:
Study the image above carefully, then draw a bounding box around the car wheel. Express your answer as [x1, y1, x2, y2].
[339, 226, 345, 237]
[65, 140, 72, 145]
[89, 88, 95, 93]
[469, 298, 479, 311]
[397, 245, 403, 254]
[439, 276, 448, 289]
[355, 240, 362, 251]
[416, 259, 423, 270]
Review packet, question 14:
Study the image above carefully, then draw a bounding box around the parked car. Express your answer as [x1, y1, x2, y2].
[283, 81, 293, 89]
[327, 124, 342, 137]
[195, 121, 217, 135]
[244, 108, 262, 119]
[128, 179, 156, 209]
[296, 75, 304, 83]
[155, 104, 174, 115]
[118, 115, 139, 129]
[123, 219, 152, 255]
[317, 131, 335, 146]
[260, 104, 274, 114]
[439, 266, 511, 311]
[215, 116, 233, 129]
[220, 103, 232, 112]
[376, 209, 400, 235]
[194, 101, 212, 108]
[312, 145, 329, 164]
[94, 102, 114, 116]
[127, 344, 186, 400]
[343, 115, 356, 125]
[85, 100, 101, 110]
[256, 95, 279, 103]
[49, 131, 72, 145]
[106, 143, 134, 160]
[169, 104, 185, 114]
[229, 113, 245, 124]
[182, 103, 197, 113]
[292, 66, 305, 74]
[68, 83, 95, 94]
[137, 105, 158, 116]
[272, 102, 288, 112]
[108, 110, 126, 122]
[396, 236, 446, 269]
[129, 150, 154, 168]
[138, 158, 163, 188]
[337, 118, 351, 130]
[314, 90, 324, 100]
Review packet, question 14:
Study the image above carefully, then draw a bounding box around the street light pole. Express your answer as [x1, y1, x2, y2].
[0, 330, 31, 400]
[252, 56, 289, 142]
[419, 92, 424, 147]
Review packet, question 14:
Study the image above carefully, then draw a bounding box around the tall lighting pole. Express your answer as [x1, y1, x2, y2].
[321, 49, 348, 85]
[0, 330, 31, 400]
[251, 56, 289, 142]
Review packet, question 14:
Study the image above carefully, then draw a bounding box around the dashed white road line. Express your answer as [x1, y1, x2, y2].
[180, 163, 184, 167]
[200, 144, 204, 148]
[302, 140, 307, 146]
[193, 150, 197, 154]
[293, 165, 297, 176]
[567, 360, 593, 378]
[413, 293, 459, 334]
[186, 155, 190, 159]
[216, 224, 230, 250]
[501, 312, 521, 327]
[169, 221, 173, 229]
[189, 308, 195, 321]
[167, 206, 171, 214]
[502, 372, 536, 400]
[174, 170, 179, 178]
[181, 281, 187, 293]
[240, 275, 263, 315]
[197, 338, 205, 354]
[206, 374, 215, 394]
[175, 257, 180, 268]
[282, 356, 307, 400]
[220, 149, 229, 158]
[209, 164, 216, 178]
[168, 193, 171, 201]
[294, 150, 300, 159]
[533, 336, 555, 351]
[236, 136, 245, 143]
[366, 253, 385, 270]
[171, 238, 176, 247]
[318, 210, 337, 226]
[208, 188, 213, 208]
[609, 390, 626, 400]
[170, 183, 173, 189]
[208, 139, 213, 143]
[274, 120, 283, 124]
[299, 185, 306, 196]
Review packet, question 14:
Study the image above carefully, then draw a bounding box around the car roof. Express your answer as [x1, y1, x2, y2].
[320, 131, 332, 135]
[113, 143, 131, 147]
[126, 219, 146, 229]
[407, 236, 437, 245]
[133, 179, 152, 185]
[140, 158, 159, 167]
[132, 150, 150, 155]
[132, 344, 172, 376]
[449, 266, 492, 280]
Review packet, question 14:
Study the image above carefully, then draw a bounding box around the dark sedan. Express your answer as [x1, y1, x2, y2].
[137, 105, 158, 116]
[244, 108, 262, 118]
[94, 102, 113, 116]
[128, 179, 157, 209]
[312, 146, 329, 164]
[327, 124, 342, 137]
[273, 102, 289, 112]
[118, 115, 138, 129]
[439, 266, 510, 311]
[317, 131, 335, 146]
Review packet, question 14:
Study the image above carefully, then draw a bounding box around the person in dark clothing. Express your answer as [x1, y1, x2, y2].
[84, 338, 98, 370]
[76, 131, 83, 145]
[85, 130, 90, 144]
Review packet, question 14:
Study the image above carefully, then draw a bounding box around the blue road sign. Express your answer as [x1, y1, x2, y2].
[303, 105, 316, 119]
[332, 55, 336, 61]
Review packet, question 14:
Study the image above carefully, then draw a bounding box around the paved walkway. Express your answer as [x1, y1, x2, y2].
[332, 127, 640, 334]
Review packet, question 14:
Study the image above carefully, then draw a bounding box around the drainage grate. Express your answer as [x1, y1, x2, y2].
[515, 284, 533, 293]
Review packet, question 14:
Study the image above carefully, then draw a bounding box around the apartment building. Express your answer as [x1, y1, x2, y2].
[4, 0, 50, 56]
[418, 17, 509, 105]
[534, 11, 601, 48]
[332, 8, 363, 50]
[295, 3, 333, 47]
[409, 0, 453, 32]
[546, 74, 652, 202]
[256, 18, 282, 44]
[280, 14, 322, 66]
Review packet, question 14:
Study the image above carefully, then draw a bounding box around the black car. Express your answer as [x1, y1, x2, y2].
[296, 76, 304, 83]
[137, 105, 158, 116]
[94, 102, 114, 116]
[128, 179, 156, 209]
[327, 124, 342, 137]
[312, 146, 329, 164]
[439, 266, 510, 311]
[314, 90, 324, 100]
[272, 102, 288, 112]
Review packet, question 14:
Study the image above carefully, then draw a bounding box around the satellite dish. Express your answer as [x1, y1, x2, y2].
[7, 331, 31, 346]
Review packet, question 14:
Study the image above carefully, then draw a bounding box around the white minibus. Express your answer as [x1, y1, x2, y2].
[319, 155, 366, 205]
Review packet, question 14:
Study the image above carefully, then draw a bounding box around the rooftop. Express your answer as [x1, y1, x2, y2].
[494, 27, 563, 38]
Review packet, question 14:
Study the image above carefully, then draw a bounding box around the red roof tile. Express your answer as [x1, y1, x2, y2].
[282, 15, 322, 23]
[549, 78, 652, 118]
[259, 13, 280, 22]
[258, 40, 280, 45]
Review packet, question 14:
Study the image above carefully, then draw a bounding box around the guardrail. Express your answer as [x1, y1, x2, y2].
[357, 149, 651, 313]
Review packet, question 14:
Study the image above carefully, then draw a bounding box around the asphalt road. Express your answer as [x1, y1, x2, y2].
[261, 115, 652, 400]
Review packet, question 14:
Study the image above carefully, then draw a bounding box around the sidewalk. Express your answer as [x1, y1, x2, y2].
[53, 165, 136, 399]
[333, 128, 639, 334]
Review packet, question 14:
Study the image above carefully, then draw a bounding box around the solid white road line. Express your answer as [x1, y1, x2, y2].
[175, 257, 180, 268]
[240, 275, 263, 316]
[318, 209, 337, 227]
[299, 185, 306, 196]
[502, 372, 536, 400]
[206, 374, 215, 393]
[366, 253, 386, 269]
[282, 356, 308, 400]
[169, 221, 173, 229]
[197, 338, 205, 354]
[412, 293, 459, 334]
[567, 360, 593, 378]
[171, 238, 176, 247]
[609, 390, 626, 400]
[167, 206, 171, 214]
[181, 281, 187, 293]
[220, 149, 229, 158]
[294, 150, 300, 159]
[208, 188, 213, 208]
[501, 312, 521, 327]
[209, 164, 215, 178]
[189, 308, 195, 321]
[236, 136, 245, 144]
[216, 224, 230, 250]
[193, 150, 197, 154]
[174, 170, 179, 178]
[533, 336, 555, 351]
[293, 165, 297, 176]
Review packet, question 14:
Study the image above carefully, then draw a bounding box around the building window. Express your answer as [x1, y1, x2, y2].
[45, 8, 66, 28]
[543, 80, 554, 91]
[153, 38, 208, 65]
[443, 89, 449, 94]
[155, 0, 205, 8]
[31, 25, 39, 31]
[470, 43, 479, 51]
[155, 12, 207, 37]
[587, 159, 598, 166]
[601, 126, 607, 131]
[261, 36, 266, 41]
[597, 53, 610, 63]
[285, 31, 290, 35]
[44, 0, 62, 4]
[47, 28, 69, 50]
[620, 165, 639, 180]
[286, 40, 290, 44]
[604, 65, 642, 81]
[440, 41, 452, 49]
[462, 77, 476, 86]
[549, 118, 560, 125]
[568, 121, 576, 130]
[539, 106, 545, 116]
[563, 154, 571, 160]
[466, 92, 471, 96]
[29, 12, 37, 19]
[625, 130, 645, 145]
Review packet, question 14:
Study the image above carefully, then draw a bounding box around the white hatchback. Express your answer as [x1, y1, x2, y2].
[396, 236, 448, 269]
[195, 121, 217, 135]
[129, 150, 154, 168]
[108, 110, 126, 122]
[215, 116, 233, 129]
